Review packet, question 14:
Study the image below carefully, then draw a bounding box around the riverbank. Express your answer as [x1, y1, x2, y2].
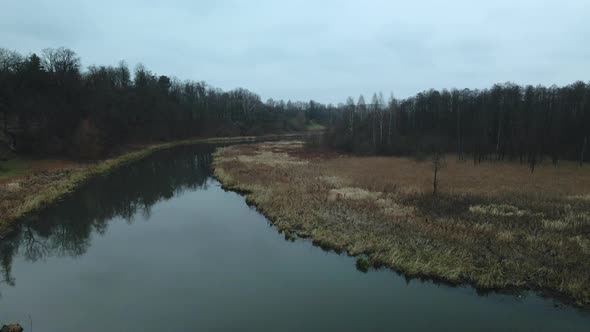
[0, 134, 307, 239]
[213, 141, 590, 306]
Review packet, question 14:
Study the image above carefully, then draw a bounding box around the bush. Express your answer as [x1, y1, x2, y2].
[355, 257, 370, 273]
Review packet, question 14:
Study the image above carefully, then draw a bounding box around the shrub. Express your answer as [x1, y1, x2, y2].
[355, 257, 370, 273]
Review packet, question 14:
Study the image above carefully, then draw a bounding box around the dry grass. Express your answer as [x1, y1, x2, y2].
[213, 141, 590, 306]
[322, 155, 590, 198]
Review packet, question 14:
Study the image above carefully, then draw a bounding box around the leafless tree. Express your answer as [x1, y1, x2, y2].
[235, 88, 260, 121]
[0, 48, 22, 71]
[387, 93, 396, 145]
[357, 95, 366, 121]
[346, 97, 355, 135]
[378, 92, 385, 143]
[41, 47, 80, 74]
[432, 150, 446, 195]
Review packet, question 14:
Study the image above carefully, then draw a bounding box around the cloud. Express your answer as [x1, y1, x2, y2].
[1, 0, 589, 103]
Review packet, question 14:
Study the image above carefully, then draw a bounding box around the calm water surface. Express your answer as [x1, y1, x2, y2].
[0, 145, 589, 331]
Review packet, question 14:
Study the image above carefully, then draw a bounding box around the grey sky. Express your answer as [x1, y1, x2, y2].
[1, 0, 589, 103]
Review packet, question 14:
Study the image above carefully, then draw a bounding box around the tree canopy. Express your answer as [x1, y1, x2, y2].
[0, 47, 325, 159]
[321, 82, 590, 166]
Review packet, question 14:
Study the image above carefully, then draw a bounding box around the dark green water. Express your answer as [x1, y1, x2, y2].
[0, 145, 589, 331]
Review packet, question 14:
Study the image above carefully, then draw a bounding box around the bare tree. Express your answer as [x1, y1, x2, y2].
[41, 47, 80, 74]
[432, 150, 446, 195]
[387, 93, 396, 144]
[453, 90, 463, 160]
[116, 60, 131, 88]
[357, 95, 366, 121]
[370, 93, 380, 148]
[529, 153, 537, 173]
[581, 136, 587, 166]
[346, 96, 355, 135]
[0, 48, 22, 72]
[237, 88, 260, 121]
[378, 92, 385, 143]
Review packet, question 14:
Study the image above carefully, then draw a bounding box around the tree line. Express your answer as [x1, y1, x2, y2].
[2, 46, 587, 165]
[319, 82, 590, 168]
[0, 47, 326, 159]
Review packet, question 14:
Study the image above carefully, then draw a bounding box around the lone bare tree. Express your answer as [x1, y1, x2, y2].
[432, 150, 446, 195]
[581, 136, 587, 166]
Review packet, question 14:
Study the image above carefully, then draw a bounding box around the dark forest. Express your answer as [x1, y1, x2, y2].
[1, 47, 589, 167]
[0, 47, 326, 159]
[321, 83, 589, 168]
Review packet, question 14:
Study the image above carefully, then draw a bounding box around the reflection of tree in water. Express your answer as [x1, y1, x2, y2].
[0, 145, 215, 294]
[0, 241, 16, 288]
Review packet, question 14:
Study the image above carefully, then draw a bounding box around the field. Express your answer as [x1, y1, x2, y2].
[213, 141, 590, 306]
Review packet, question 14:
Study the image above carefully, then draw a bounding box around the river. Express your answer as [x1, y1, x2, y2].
[0, 144, 588, 331]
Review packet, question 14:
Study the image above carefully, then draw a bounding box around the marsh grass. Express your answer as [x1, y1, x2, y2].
[213, 141, 590, 307]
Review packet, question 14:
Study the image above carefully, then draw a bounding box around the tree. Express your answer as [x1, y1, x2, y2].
[239, 89, 260, 121]
[0, 47, 316, 158]
[0, 48, 22, 71]
[378, 92, 385, 144]
[320, 81, 590, 168]
[431, 150, 446, 195]
[370, 93, 380, 148]
[346, 96, 355, 135]
[115, 61, 131, 88]
[387, 93, 397, 145]
[41, 47, 80, 75]
[133, 63, 151, 89]
[582, 136, 588, 166]
[357, 95, 366, 120]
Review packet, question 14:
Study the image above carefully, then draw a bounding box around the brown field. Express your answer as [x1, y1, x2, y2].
[213, 141, 590, 306]
[324, 155, 590, 198]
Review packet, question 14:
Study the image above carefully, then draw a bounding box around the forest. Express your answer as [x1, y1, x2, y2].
[0, 47, 327, 159]
[320, 83, 590, 168]
[2, 47, 589, 167]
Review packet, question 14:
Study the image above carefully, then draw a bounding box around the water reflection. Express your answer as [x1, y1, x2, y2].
[1, 142, 590, 331]
[0, 145, 215, 293]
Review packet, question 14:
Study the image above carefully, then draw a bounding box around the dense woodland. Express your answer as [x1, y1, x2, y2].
[1, 47, 589, 166]
[0, 47, 326, 159]
[320, 83, 590, 168]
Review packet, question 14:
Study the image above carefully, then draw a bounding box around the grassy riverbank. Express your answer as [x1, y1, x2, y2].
[213, 141, 590, 306]
[0, 135, 289, 238]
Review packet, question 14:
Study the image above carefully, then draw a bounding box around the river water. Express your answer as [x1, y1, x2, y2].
[0, 144, 588, 331]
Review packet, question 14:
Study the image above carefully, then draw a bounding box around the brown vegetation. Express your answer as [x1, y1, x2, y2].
[0, 167, 88, 237]
[213, 141, 590, 306]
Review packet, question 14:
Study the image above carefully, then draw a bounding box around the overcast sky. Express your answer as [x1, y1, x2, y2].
[1, 0, 589, 103]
